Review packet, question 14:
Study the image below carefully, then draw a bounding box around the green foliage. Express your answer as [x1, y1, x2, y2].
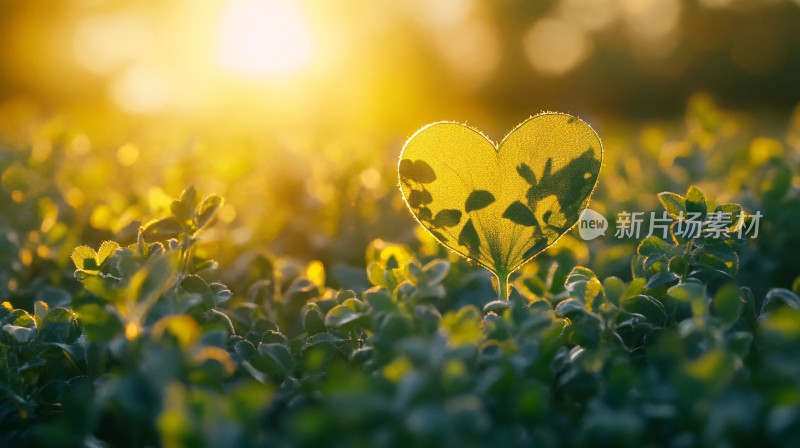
[2, 104, 800, 447]
[0, 181, 797, 448]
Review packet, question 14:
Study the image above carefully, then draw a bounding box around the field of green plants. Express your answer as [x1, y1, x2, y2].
[2, 95, 800, 447]
[3, 0, 800, 445]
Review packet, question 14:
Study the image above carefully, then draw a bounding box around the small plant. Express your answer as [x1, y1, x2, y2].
[399, 113, 603, 306]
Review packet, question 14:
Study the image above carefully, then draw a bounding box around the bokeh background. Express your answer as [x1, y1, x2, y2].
[3, 0, 800, 132]
[1, 0, 800, 299]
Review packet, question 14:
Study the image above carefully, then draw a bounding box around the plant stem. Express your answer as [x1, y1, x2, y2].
[497, 271, 510, 301]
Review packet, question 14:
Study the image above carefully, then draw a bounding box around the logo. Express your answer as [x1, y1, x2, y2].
[578, 208, 608, 240]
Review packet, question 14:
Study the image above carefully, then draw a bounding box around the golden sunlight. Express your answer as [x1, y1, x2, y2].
[216, 0, 313, 77]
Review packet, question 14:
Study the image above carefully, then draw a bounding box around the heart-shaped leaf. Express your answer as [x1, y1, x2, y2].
[399, 113, 602, 299]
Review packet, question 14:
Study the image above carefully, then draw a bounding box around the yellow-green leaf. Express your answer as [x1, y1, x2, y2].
[96, 241, 120, 265]
[685, 185, 707, 219]
[141, 216, 183, 241]
[196, 194, 224, 228]
[658, 192, 685, 219]
[398, 113, 602, 279]
[71, 245, 98, 272]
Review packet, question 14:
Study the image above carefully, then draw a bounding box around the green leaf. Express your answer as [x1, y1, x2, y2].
[325, 305, 365, 329]
[152, 315, 201, 348]
[555, 298, 590, 319]
[465, 190, 495, 212]
[622, 294, 666, 326]
[503, 201, 536, 227]
[441, 306, 481, 345]
[668, 282, 706, 303]
[623, 278, 647, 300]
[646, 271, 678, 289]
[304, 331, 343, 349]
[171, 186, 198, 222]
[761, 288, 800, 315]
[33, 300, 48, 326]
[566, 266, 597, 284]
[712, 283, 743, 327]
[685, 185, 707, 219]
[714, 203, 744, 231]
[141, 216, 183, 240]
[76, 304, 123, 342]
[196, 194, 224, 229]
[603, 276, 625, 307]
[7, 310, 34, 327]
[254, 343, 295, 376]
[97, 241, 120, 266]
[658, 192, 685, 219]
[637, 236, 671, 256]
[180, 275, 210, 294]
[2, 324, 36, 343]
[680, 349, 736, 392]
[367, 262, 386, 287]
[564, 267, 603, 309]
[303, 305, 327, 335]
[234, 340, 256, 360]
[699, 244, 739, 277]
[39, 307, 80, 343]
[128, 250, 181, 311]
[422, 259, 449, 284]
[71, 246, 97, 272]
[261, 330, 288, 345]
[364, 287, 395, 311]
[483, 300, 511, 313]
[209, 283, 232, 304]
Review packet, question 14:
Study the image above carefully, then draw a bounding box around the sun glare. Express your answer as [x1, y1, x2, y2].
[216, 0, 313, 77]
